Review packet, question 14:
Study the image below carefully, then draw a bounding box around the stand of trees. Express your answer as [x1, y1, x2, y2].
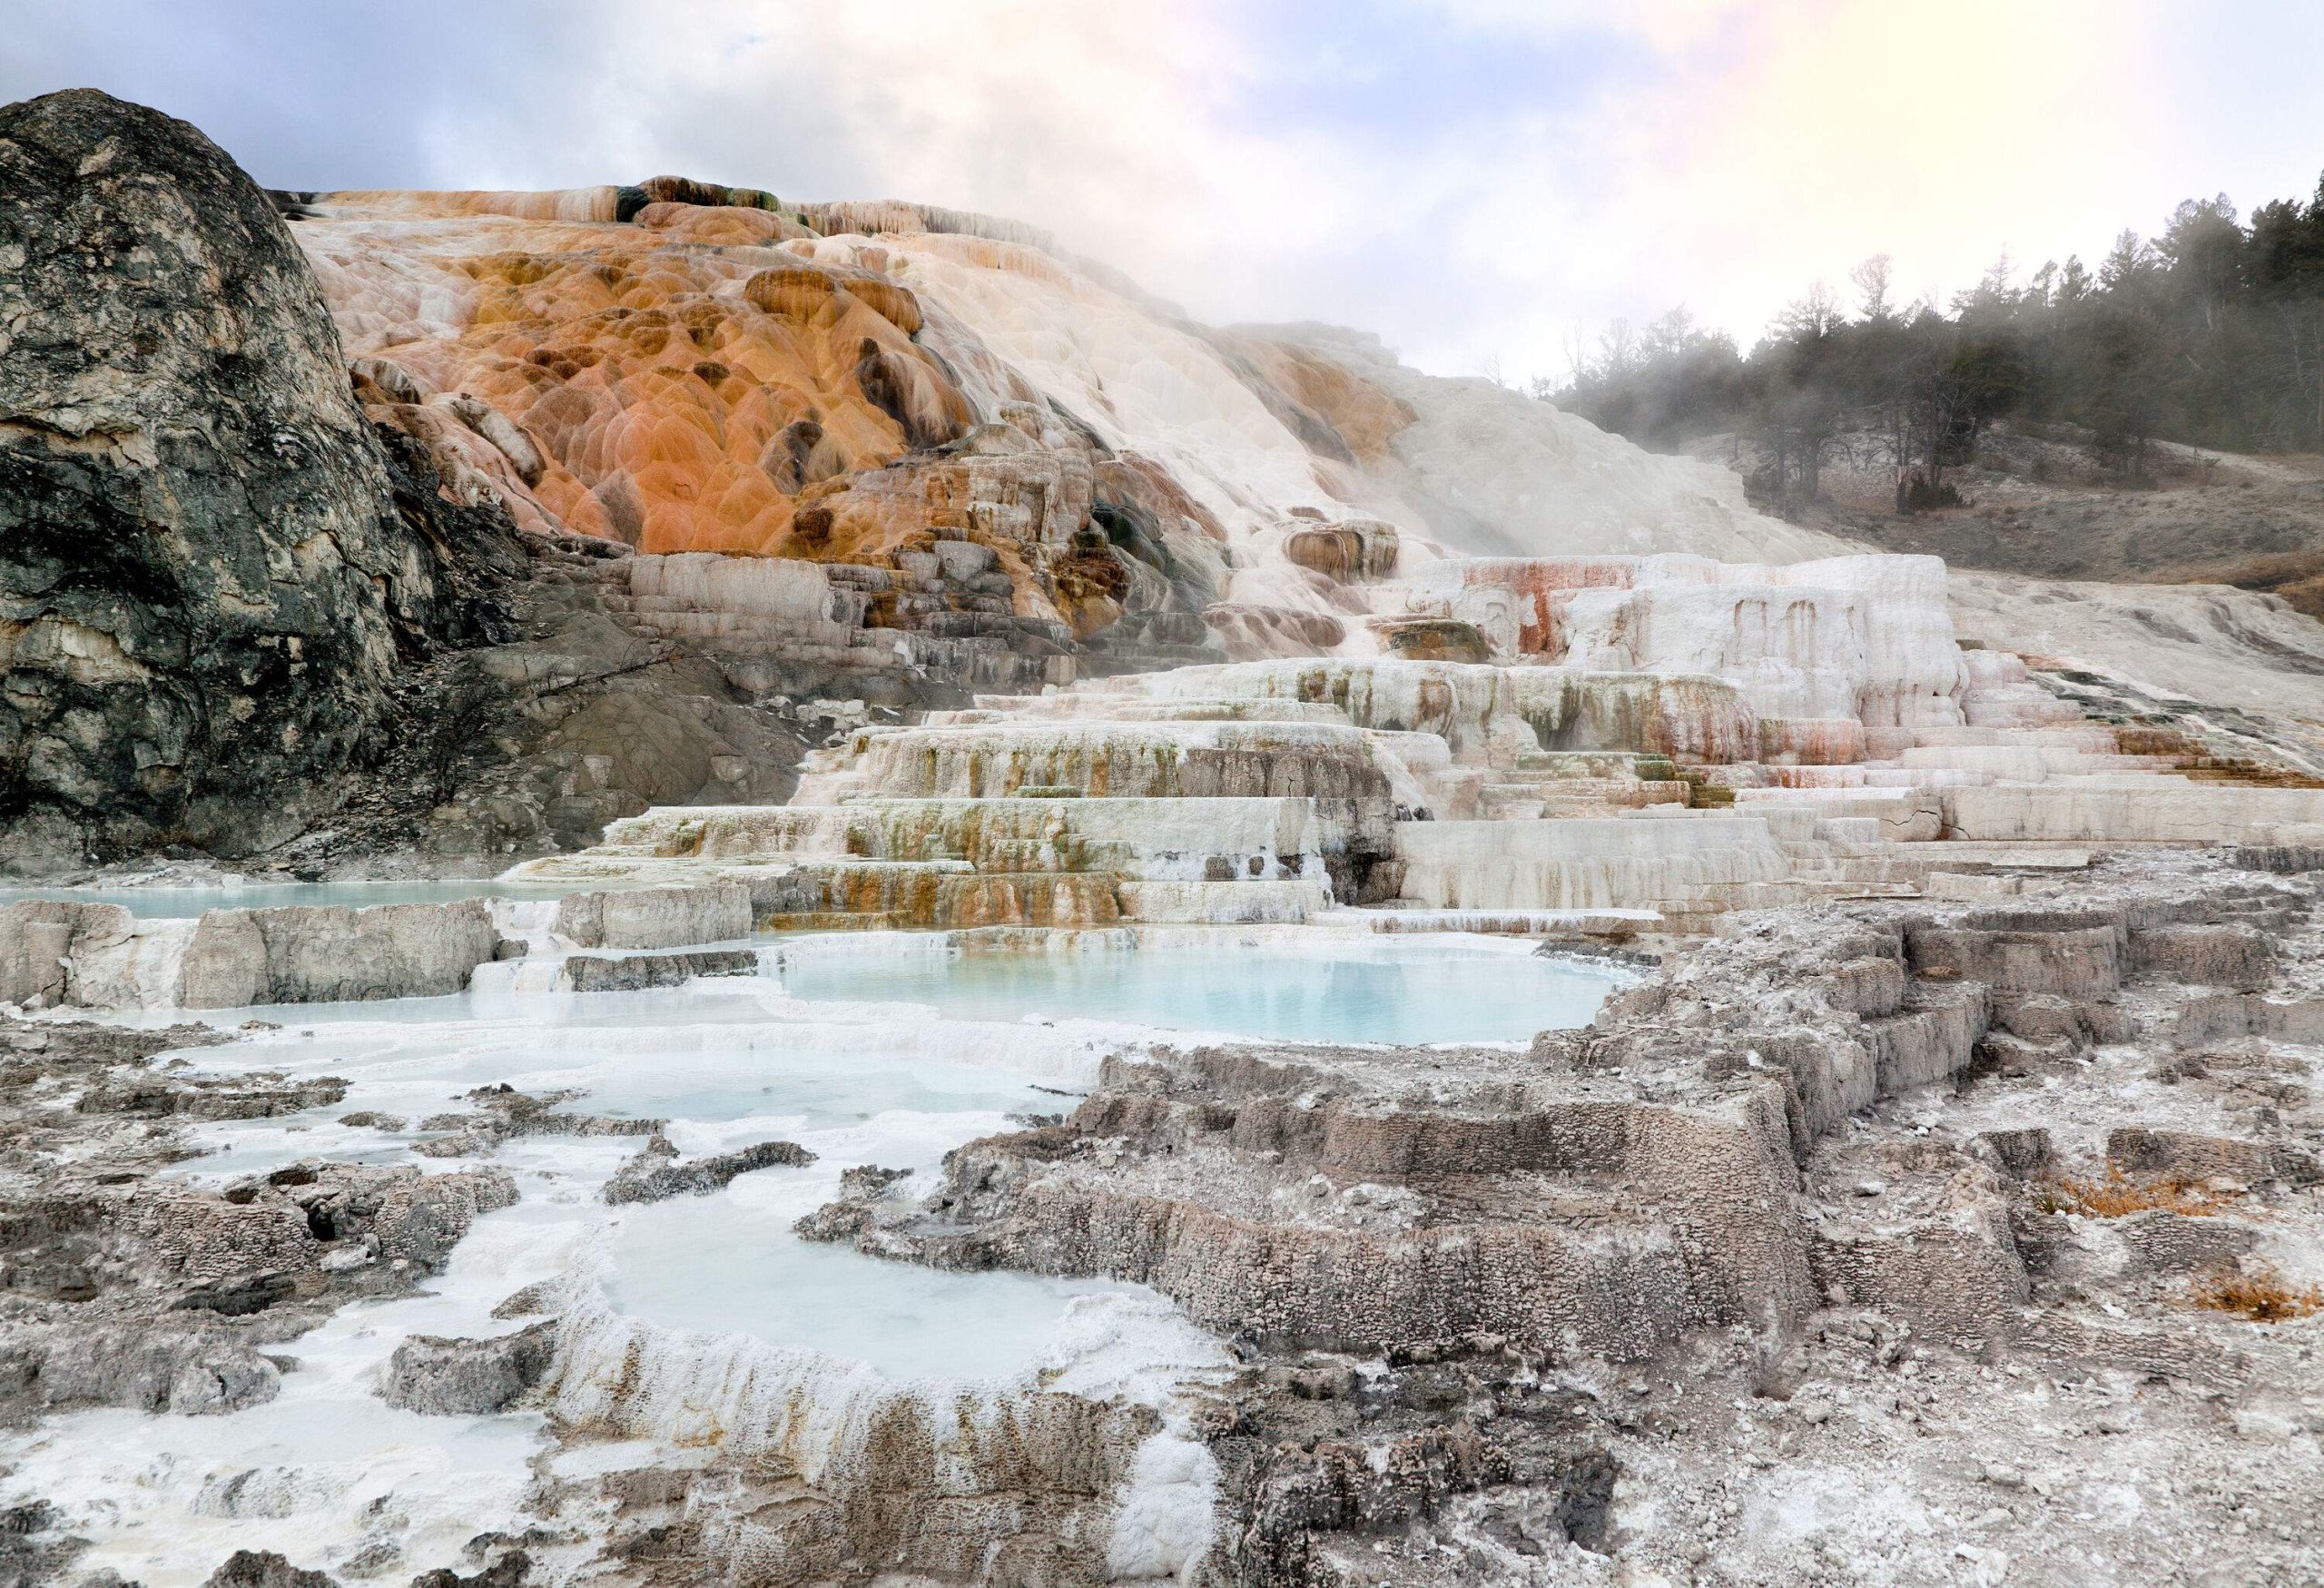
[1546, 175, 2324, 501]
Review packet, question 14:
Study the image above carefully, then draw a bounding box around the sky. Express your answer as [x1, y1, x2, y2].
[6, 0, 2320, 383]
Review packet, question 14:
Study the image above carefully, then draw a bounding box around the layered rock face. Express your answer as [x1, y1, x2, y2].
[800, 854, 2324, 1583]
[535, 577, 2324, 932]
[0, 91, 517, 865]
[0, 883, 747, 1010]
[1415, 552, 1968, 726]
[524, 609, 2324, 933]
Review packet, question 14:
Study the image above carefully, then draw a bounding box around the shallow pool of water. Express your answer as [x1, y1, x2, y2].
[603, 1194, 1137, 1381]
[769, 937, 1617, 1045]
[10, 928, 1609, 1579]
[166, 998, 1163, 1386]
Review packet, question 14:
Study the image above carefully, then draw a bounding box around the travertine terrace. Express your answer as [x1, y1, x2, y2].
[522, 549, 2324, 935]
[3, 94, 2323, 1588]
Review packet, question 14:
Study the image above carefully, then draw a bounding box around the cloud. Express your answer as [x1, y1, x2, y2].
[5, 0, 2319, 386]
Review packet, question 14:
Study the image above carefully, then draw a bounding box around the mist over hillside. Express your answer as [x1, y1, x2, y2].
[1557, 176, 2324, 469]
[1550, 174, 2324, 607]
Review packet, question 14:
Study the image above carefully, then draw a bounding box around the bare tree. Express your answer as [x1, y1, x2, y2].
[1751, 388, 1841, 500]
[1850, 254, 1896, 324]
[1596, 318, 1640, 380]
[1771, 281, 1845, 341]
[1560, 323, 1592, 388]
[1644, 305, 1698, 358]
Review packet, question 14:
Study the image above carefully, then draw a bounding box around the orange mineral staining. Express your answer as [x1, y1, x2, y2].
[1452, 558, 1639, 657]
[1205, 330, 1419, 465]
[310, 194, 979, 560]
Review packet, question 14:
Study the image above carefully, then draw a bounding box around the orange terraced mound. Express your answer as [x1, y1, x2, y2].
[328, 204, 973, 559]
[291, 182, 1429, 650]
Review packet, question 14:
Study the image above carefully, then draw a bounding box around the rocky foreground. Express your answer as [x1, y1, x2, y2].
[0, 851, 2319, 1586]
[821, 849, 2324, 1587]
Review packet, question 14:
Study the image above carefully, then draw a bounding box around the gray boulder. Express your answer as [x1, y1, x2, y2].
[553, 884, 752, 950]
[379, 1321, 554, 1415]
[28, 1322, 282, 1415]
[179, 899, 502, 1006]
[0, 900, 133, 1004]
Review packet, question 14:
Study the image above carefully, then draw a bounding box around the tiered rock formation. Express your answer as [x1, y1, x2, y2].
[814, 854, 2324, 1583]
[14, 90, 2324, 874]
[524, 542, 2324, 934]
[306, 173, 2324, 921]
[7, 94, 2324, 1588]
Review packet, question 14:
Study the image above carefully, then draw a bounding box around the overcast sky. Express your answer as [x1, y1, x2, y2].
[8, 1, 2321, 381]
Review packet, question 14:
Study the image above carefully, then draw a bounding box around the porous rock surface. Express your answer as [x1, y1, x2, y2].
[201, 1552, 339, 1588]
[0, 1009, 540, 1585]
[0, 1015, 515, 1435]
[2, 856, 2321, 1588]
[807, 850, 2324, 1585]
[380, 1320, 555, 1415]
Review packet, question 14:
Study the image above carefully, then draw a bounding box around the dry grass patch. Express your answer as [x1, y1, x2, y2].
[2112, 726, 2206, 757]
[2032, 1169, 2234, 1218]
[2152, 548, 2324, 620]
[2191, 1263, 2323, 1323]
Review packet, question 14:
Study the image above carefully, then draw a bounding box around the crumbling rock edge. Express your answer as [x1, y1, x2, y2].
[776, 847, 2324, 1585]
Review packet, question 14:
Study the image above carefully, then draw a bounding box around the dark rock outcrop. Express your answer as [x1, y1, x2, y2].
[561, 947, 758, 991]
[201, 1551, 338, 1588]
[409, 1551, 529, 1588]
[601, 1135, 816, 1205]
[0, 89, 517, 868]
